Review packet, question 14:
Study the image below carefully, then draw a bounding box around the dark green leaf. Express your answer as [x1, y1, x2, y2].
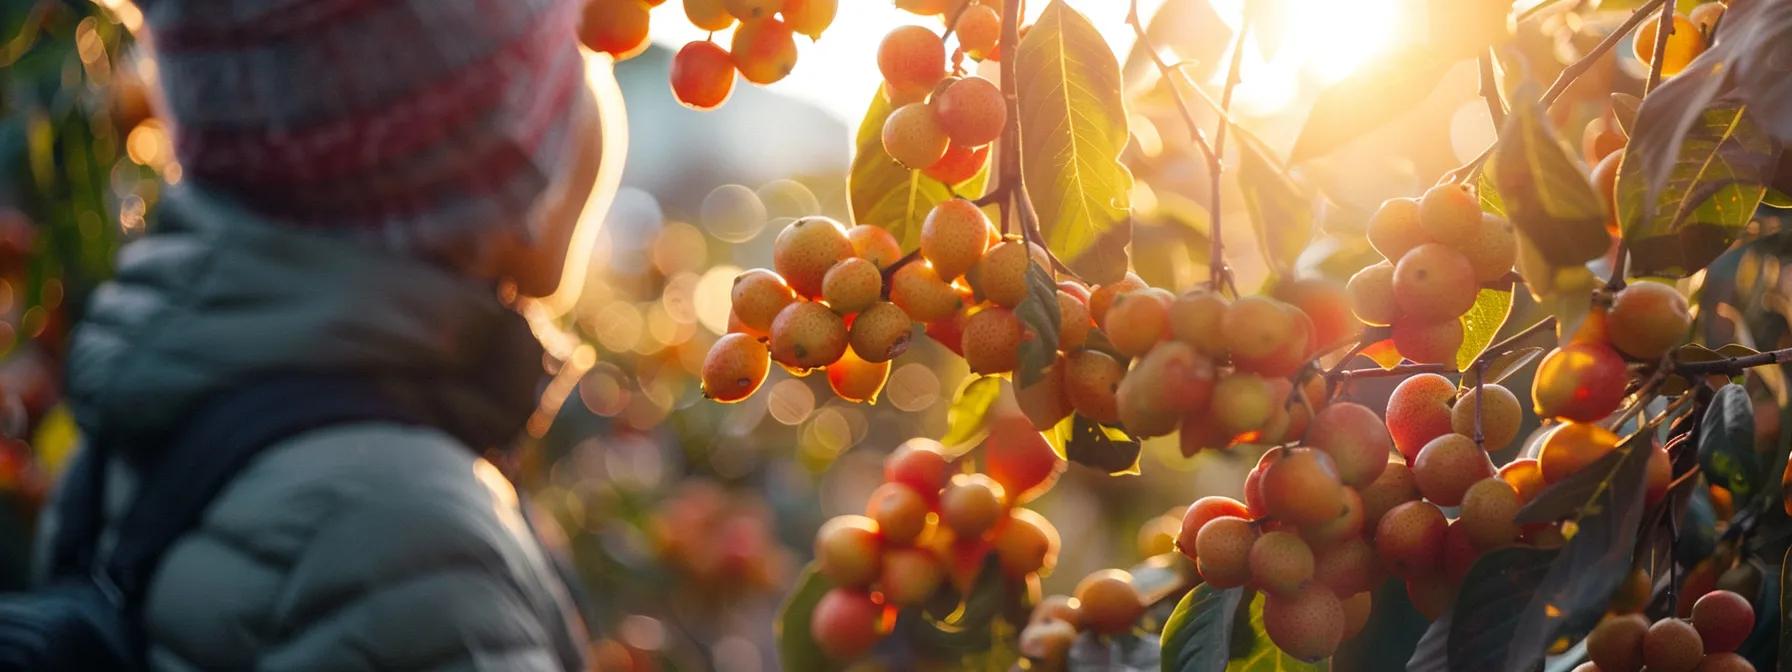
[1407, 545, 1559, 672]
[901, 556, 1011, 656]
[849, 93, 988, 248]
[1015, 0, 1134, 284]
[1227, 591, 1327, 670]
[1699, 384, 1762, 505]
[1234, 128, 1316, 275]
[777, 564, 842, 672]
[1160, 584, 1243, 672]
[942, 376, 1004, 455]
[1617, 98, 1777, 278]
[1288, 50, 1452, 164]
[1491, 97, 1612, 266]
[1064, 415, 1142, 475]
[1015, 262, 1063, 388]
[1456, 284, 1515, 371]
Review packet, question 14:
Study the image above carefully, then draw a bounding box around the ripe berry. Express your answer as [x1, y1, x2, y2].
[1643, 618, 1704, 672]
[1418, 183, 1482, 247]
[1064, 350, 1123, 424]
[1116, 341, 1216, 437]
[827, 347, 890, 403]
[1056, 290, 1091, 351]
[866, 482, 929, 545]
[1695, 653, 1757, 672]
[1607, 281, 1691, 360]
[1221, 296, 1297, 361]
[1360, 457, 1420, 531]
[1263, 584, 1345, 660]
[1459, 477, 1521, 549]
[823, 257, 882, 314]
[932, 76, 1006, 147]
[969, 240, 1042, 308]
[955, 4, 1001, 57]
[782, 0, 837, 38]
[939, 473, 1007, 538]
[723, 0, 780, 20]
[770, 301, 848, 369]
[994, 508, 1060, 577]
[1169, 290, 1231, 356]
[1314, 537, 1378, 596]
[919, 199, 989, 280]
[1633, 13, 1704, 77]
[1539, 422, 1623, 483]
[730, 17, 798, 84]
[923, 142, 989, 185]
[1386, 373, 1457, 461]
[846, 225, 903, 269]
[1367, 197, 1431, 261]
[1593, 150, 1623, 236]
[885, 438, 951, 500]
[923, 304, 970, 356]
[1342, 591, 1374, 640]
[1308, 403, 1393, 488]
[1275, 277, 1361, 351]
[1105, 289, 1173, 357]
[1393, 243, 1479, 321]
[1451, 383, 1522, 452]
[1647, 442, 1672, 507]
[580, 0, 652, 59]
[1392, 316, 1464, 366]
[1691, 590, 1754, 654]
[1234, 307, 1314, 378]
[878, 25, 946, 101]
[960, 307, 1026, 375]
[1301, 487, 1365, 549]
[1405, 574, 1455, 621]
[1499, 458, 1546, 504]
[815, 515, 883, 587]
[1030, 594, 1081, 628]
[1018, 619, 1076, 663]
[810, 588, 884, 659]
[773, 217, 854, 298]
[1194, 516, 1257, 588]
[702, 333, 771, 402]
[1088, 273, 1147, 326]
[670, 41, 736, 110]
[1375, 500, 1447, 578]
[1442, 520, 1480, 583]
[1346, 261, 1399, 327]
[1073, 569, 1144, 635]
[1533, 342, 1628, 421]
[1176, 496, 1251, 562]
[985, 416, 1064, 502]
[1262, 450, 1345, 526]
[880, 547, 944, 606]
[684, 0, 735, 31]
[1211, 373, 1277, 436]
[1250, 531, 1315, 595]
[888, 260, 961, 322]
[882, 102, 950, 169]
[1461, 213, 1518, 282]
[848, 301, 913, 362]
[1412, 433, 1495, 507]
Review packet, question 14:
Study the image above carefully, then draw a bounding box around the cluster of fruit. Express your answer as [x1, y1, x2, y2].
[646, 480, 791, 593]
[1579, 590, 1756, 672]
[808, 427, 1064, 661]
[576, 0, 837, 109]
[877, 17, 1007, 184]
[1015, 573, 1148, 669]
[1348, 184, 1516, 365]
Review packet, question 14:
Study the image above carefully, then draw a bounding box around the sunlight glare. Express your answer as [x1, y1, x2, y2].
[1214, 0, 1410, 113]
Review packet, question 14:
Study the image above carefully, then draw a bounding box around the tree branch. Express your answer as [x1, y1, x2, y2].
[1328, 316, 1557, 384]
[1478, 49, 1507, 133]
[1672, 347, 1792, 376]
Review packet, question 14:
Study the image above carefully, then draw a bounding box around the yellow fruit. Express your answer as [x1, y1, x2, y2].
[961, 306, 1026, 374]
[955, 4, 1001, 57]
[1056, 291, 1091, 351]
[1412, 433, 1495, 507]
[1418, 183, 1482, 247]
[731, 269, 797, 333]
[920, 198, 990, 280]
[773, 216, 854, 298]
[723, 0, 780, 20]
[730, 18, 798, 85]
[1392, 316, 1464, 365]
[702, 333, 771, 402]
[1088, 274, 1147, 326]
[827, 347, 891, 403]
[769, 301, 848, 369]
[1261, 450, 1346, 527]
[1459, 477, 1521, 549]
[1074, 569, 1144, 635]
[815, 515, 882, 587]
[994, 508, 1060, 577]
[1169, 290, 1231, 356]
[1116, 341, 1216, 437]
[882, 102, 950, 169]
[684, 0, 735, 31]
[1607, 281, 1691, 360]
[1346, 261, 1399, 326]
[782, 0, 837, 38]
[1211, 373, 1276, 436]
[848, 301, 913, 362]
[1461, 213, 1517, 283]
[1104, 288, 1173, 357]
[1451, 383, 1522, 452]
[969, 240, 1042, 308]
[940, 473, 1007, 538]
[1393, 243, 1479, 321]
[1064, 349, 1123, 424]
[1360, 458, 1420, 529]
[1634, 13, 1705, 77]
[1195, 516, 1257, 588]
[1221, 296, 1296, 361]
[1538, 422, 1620, 483]
[888, 261, 961, 322]
[877, 25, 946, 101]
[822, 257, 882, 314]
[846, 225, 903, 269]
[1368, 197, 1431, 261]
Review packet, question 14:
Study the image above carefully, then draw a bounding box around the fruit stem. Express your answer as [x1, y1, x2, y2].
[1208, 13, 1250, 294]
[1477, 49, 1506, 133]
[1328, 316, 1556, 386]
[1672, 345, 1792, 376]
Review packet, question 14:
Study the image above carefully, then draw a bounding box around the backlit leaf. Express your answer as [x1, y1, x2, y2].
[1234, 128, 1316, 275]
[1456, 284, 1515, 371]
[1064, 415, 1142, 475]
[942, 376, 1004, 455]
[1699, 384, 1762, 505]
[1288, 50, 1452, 164]
[1617, 99, 1777, 278]
[776, 564, 842, 672]
[1015, 263, 1063, 388]
[1491, 97, 1612, 266]
[849, 93, 988, 248]
[1015, 0, 1134, 284]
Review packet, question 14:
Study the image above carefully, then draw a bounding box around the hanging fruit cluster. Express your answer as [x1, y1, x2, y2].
[1581, 590, 1756, 672]
[575, 0, 839, 109]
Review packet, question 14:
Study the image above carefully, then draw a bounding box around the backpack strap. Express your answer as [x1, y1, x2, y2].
[98, 373, 419, 604]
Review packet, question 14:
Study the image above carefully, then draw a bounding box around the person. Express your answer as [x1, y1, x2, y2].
[36, 0, 617, 668]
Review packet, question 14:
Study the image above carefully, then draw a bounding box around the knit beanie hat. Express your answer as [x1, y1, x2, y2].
[134, 0, 591, 262]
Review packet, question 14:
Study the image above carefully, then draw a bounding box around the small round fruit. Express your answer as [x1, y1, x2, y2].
[1368, 197, 1431, 261]
[888, 260, 961, 322]
[815, 515, 883, 587]
[1689, 1, 1726, 33]
[1459, 478, 1521, 549]
[955, 4, 1001, 56]
[1056, 291, 1091, 351]
[1538, 422, 1622, 483]
[1250, 531, 1316, 595]
[1392, 316, 1465, 365]
[940, 473, 1007, 538]
[1302, 487, 1365, 549]
[1105, 289, 1173, 357]
[920, 199, 990, 280]
[961, 307, 1026, 374]
[1643, 618, 1704, 672]
[882, 102, 951, 169]
[670, 41, 736, 109]
[1696, 653, 1757, 672]
[1418, 183, 1482, 247]
[810, 588, 885, 659]
[1633, 12, 1704, 78]
[684, 0, 735, 31]
[880, 547, 945, 606]
[1263, 584, 1346, 660]
[1074, 569, 1144, 635]
[1307, 405, 1392, 488]
[1412, 433, 1496, 507]
[1376, 500, 1447, 578]
[782, 0, 837, 37]
[1211, 373, 1277, 436]
[1176, 496, 1251, 562]
[730, 17, 798, 84]
[878, 25, 946, 100]
[723, 0, 780, 20]
[1015, 355, 1072, 430]
[770, 301, 848, 369]
[1451, 383, 1522, 452]
[1393, 243, 1479, 321]
[985, 416, 1065, 502]
[1276, 277, 1361, 350]
[866, 482, 929, 545]
[823, 257, 882, 314]
[1088, 274, 1148, 326]
[1116, 341, 1217, 437]
[1169, 290, 1230, 355]
[1262, 450, 1346, 527]
[827, 347, 891, 403]
[733, 270, 798, 332]
[1499, 458, 1546, 503]
[1221, 296, 1297, 361]
[1593, 150, 1623, 236]
[580, 0, 652, 59]
[774, 216, 854, 298]
[1195, 516, 1257, 588]
[923, 142, 988, 185]
[1347, 261, 1399, 326]
[1018, 618, 1077, 663]
[1030, 594, 1081, 628]
[848, 301, 913, 362]
[885, 438, 951, 499]
[703, 333, 771, 402]
[1386, 373, 1458, 462]
[969, 240, 1040, 308]
[1064, 349, 1124, 424]
[1533, 341, 1629, 421]
[1647, 441, 1673, 507]
[1342, 591, 1373, 640]
[1314, 537, 1379, 596]
[1691, 590, 1754, 654]
[994, 508, 1060, 577]
[1461, 213, 1518, 283]
[932, 76, 1006, 147]
[1360, 458, 1420, 530]
[846, 225, 903, 269]
[1588, 613, 1649, 672]
[1607, 281, 1691, 360]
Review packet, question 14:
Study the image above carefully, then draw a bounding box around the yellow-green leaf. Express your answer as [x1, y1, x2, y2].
[942, 376, 1004, 454]
[1456, 284, 1515, 371]
[1234, 128, 1315, 276]
[1491, 97, 1612, 266]
[848, 93, 988, 248]
[1015, 0, 1133, 284]
[1617, 100, 1777, 278]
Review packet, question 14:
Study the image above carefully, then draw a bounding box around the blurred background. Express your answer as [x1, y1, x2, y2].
[0, 0, 1742, 669]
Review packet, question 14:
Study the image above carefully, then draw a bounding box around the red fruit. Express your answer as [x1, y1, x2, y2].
[877, 25, 946, 100]
[1308, 402, 1394, 488]
[1386, 373, 1457, 462]
[984, 416, 1064, 503]
[670, 41, 736, 109]
[1376, 500, 1446, 578]
[1261, 450, 1346, 527]
[810, 588, 886, 659]
[923, 143, 989, 185]
[1175, 496, 1251, 562]
[931, 76, 1006, 147]
[1691, 590, 1755, 654]
[581, 0, 652, 59]
[1263, 584, 1345, 660]
[1533, 342, 1628, 422]
[885, 439, 951, 501]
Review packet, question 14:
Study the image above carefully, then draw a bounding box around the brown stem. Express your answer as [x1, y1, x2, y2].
[1672, 346, 1792, 376]
[1328, 316, 1557, 384]
[1207, 14, 1249, 291]
[1478, 50, 1507, 133]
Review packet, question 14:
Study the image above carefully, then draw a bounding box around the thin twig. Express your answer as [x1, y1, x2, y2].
[1208, 13, 1249, 292]
[1673, 346, 1792, 376]
[1478, 50, 1507, 133]
[1328, 316, 1557, 383]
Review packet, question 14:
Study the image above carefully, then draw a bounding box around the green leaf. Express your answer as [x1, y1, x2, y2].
[1161, 584, 1244, 672]
[1064, 414, 1142, 475]
[1477, 169, 1506, 218]
[1014, 0, 1134, 284]
[849, 93, 988, 248]
[900, 556, 1011, 656]
[1227, 591, 1327, 670]
[1070, 632, 1161, 670]
[1490, 96, 1613, 266]
[942, 376, 1004, 455]
[777, 564, 842, 672]
[1699, 384, 1762, 505]
[1617, 99, 1777, 278]
[1455, 284, 1515, 371]
[1234, 128, 1316, 276]
[1407, 546, 1560, 672]
[1288, 50, 1452, 164]
[1513, 227, 1599, 302]
[1015, 262, 1063, 388]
